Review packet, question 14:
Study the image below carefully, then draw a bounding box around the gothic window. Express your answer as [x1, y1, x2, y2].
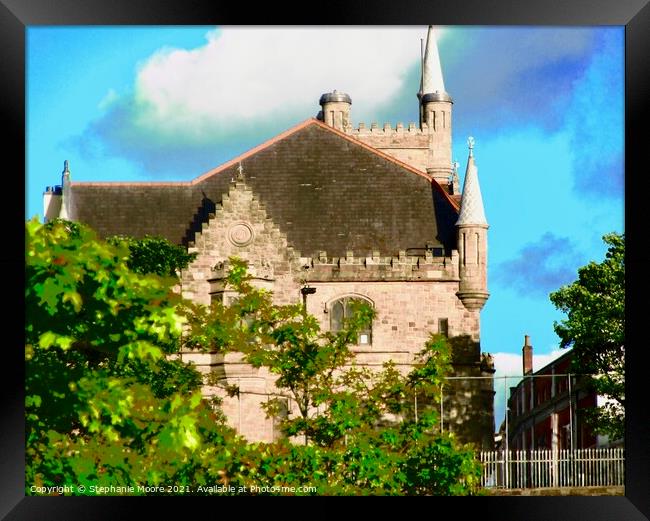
[329, 296, 373, 345]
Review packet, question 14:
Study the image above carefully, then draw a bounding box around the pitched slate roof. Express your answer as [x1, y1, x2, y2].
[68, 119, 459, 257]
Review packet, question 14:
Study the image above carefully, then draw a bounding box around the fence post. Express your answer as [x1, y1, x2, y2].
[504, 377, 509, 488]
[568, 374, 574, 451]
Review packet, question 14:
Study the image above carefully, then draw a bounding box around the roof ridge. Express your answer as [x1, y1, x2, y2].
[309, 118, 459, 211]
[69, 181, 192, 187]
[190, 118, 319, 185]
[69, 119, 319, 188]
[68, 117, 459, 212]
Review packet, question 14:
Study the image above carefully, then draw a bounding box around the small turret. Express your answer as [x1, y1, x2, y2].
[456, 138, 489, 311]
[318, 90, 352, 131]
[418, 26, 453, 190]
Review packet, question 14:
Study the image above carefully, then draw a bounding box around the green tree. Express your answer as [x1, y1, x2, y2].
[193, 259, 483, 495]
[549, 232, 624, 440]
[25, 218, 249, 494]
[26, 220, 482, 495]
[107, 234, 197, 278]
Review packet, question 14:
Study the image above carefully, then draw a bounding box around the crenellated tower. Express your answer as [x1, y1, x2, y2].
[317, 26, 456, 193]
[456, 138, 489, 311]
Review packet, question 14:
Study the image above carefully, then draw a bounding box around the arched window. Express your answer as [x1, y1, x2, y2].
[329, 296, 372, 345]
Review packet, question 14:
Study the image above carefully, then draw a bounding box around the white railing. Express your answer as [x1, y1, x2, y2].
[479, 448, 624, 489]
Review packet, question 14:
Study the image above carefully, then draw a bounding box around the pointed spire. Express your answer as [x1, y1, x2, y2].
[62, 159, 71, 185]
[421, 26, 446, 96]
[456, 137, 487, 226]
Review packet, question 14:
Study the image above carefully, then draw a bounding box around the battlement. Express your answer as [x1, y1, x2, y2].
[481, 352, 495, 372]
[347, 121, 430, 137]
[302, 249, 459, 282]
[208, 249, 459, 283]
[343, 119, 451, 175]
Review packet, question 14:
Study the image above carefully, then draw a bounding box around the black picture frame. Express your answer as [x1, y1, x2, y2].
[5, 1, 648, 518]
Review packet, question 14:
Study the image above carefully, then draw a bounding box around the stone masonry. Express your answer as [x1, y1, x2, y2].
[179, 168, 494, 448]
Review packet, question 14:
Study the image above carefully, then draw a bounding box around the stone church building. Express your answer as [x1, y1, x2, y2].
[43, 27, 495, 449]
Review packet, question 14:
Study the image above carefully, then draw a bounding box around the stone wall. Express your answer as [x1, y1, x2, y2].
[181, 178, 302, 307]
[346, 121, 452, 185]
[179, 176, 493, 447]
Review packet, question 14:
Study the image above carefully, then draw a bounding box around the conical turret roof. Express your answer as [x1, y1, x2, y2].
[456, 138, 487, 226]
[422, 26, 446, 96]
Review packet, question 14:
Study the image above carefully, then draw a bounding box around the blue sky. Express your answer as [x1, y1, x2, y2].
[26, 26, 624, 426]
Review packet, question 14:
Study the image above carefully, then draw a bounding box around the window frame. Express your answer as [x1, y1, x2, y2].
[327, 294, 374, 346]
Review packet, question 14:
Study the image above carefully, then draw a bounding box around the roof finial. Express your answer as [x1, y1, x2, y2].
[63, 159, 70, 173]
[467, 136, 475, 157]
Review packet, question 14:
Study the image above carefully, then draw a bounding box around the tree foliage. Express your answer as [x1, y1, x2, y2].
[26, 220, 482, 496]
[26, 218, 244, 493]
[549, 232, 624, 440]
[193, 258, 483, 495]
[107, 234, 197, 277]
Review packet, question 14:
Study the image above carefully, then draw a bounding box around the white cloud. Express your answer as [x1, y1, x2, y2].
[75, 26, 607, 179]
[131, 27, 428, 140]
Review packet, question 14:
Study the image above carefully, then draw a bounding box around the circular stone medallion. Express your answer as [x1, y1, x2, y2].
[228, 222, 254, 247]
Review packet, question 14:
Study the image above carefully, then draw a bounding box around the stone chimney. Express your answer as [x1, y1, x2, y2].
[43, 160, 70, 223]
[522, 335, 533, 375]
[43, 185, 62, 223]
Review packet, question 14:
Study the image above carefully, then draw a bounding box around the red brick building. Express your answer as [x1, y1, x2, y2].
[507, 335, 613, 451]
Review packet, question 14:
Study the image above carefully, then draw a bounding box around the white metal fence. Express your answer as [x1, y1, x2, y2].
[480, 448, 624, 489]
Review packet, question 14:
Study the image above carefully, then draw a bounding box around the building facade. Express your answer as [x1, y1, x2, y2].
[507, 335, 615, 451]
[43, 27, 495, 449]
